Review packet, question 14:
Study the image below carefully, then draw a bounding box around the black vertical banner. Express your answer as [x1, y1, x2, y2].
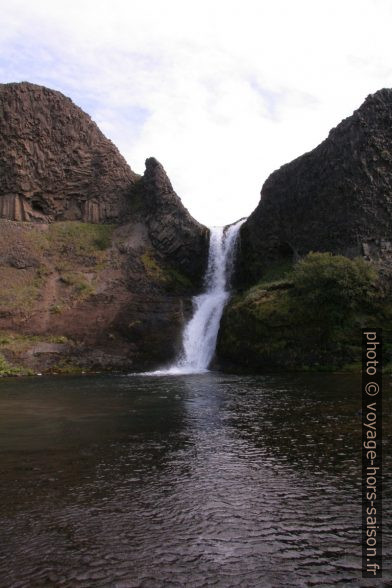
[362, 329, 382, 578]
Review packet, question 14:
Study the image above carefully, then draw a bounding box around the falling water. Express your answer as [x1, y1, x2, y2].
[167, 219, 245, 374]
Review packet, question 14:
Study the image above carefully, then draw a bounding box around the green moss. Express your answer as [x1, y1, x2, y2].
[0, 353, 33, 377]
[50, 304, 65, 314]
[16, 226, 48, 254]
[54, 260, 72, 273]
[0, 334, 11, 345]
[291, 253, 377, 315]
[60, 271, 94, 299]
[0, 331, 70, 353]
[50, 360, 84, 375]
[0, 332, 73, 376]
[47, 222, 114, 259]
[255, 259, 294, 286]
[0, 267, 44, 312]
[76, 281, 94, 296]
[141, 250, 165, 281]
[218, 252, 386, 372]
[36, 265, 51, 279]
[0, 221, 115, 326]
[164, 268, 194, 291]
[141, 250, 194, 291]
[341, 362, 363, 373]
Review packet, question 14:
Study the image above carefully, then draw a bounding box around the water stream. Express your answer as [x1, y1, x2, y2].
[164, 219, 244, 374]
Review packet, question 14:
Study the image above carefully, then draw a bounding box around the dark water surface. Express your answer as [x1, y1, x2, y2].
[0, 372, 390, 587]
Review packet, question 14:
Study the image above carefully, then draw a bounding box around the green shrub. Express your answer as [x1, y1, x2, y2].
[289, 252, 377, 340]
[218, 252, 382, 370]
[256, 259, 294, 286]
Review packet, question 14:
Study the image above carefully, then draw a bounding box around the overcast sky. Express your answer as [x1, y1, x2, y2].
[1, 0, 392, 226]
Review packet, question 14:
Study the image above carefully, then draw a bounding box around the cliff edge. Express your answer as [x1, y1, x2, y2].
[218, 90, 392, 372]
[238, 89, 392, 286]
[0, 82, 209, 375]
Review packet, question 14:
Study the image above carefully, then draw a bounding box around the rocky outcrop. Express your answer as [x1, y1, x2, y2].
[140, 157, 209, 283]
[0, 82, 139, 223]
[0, 82, 209, 283]
[0, 82, 210, 374]
[238, 89, 392, 286]
[218, 89, 392, 373]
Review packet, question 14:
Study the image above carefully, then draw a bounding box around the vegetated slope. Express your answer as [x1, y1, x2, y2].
[0, 83, 209, 375]
[218, 252, 391, 372]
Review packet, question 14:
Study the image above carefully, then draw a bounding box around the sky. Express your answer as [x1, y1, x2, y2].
[1, 0, 392, 226]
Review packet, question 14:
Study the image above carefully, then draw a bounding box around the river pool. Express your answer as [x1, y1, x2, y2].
[0, 372, 390, 587]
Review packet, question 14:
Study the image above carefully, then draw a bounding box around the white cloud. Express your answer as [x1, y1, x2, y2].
[1, 0, 392, 225]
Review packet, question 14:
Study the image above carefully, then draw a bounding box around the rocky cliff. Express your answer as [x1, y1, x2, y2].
[237, 89, 392, 286]
[0, 82, 209, 375]
[218, 90, 392, 373]
[0, 82, 140, 223]
[140, 157, 208, 282]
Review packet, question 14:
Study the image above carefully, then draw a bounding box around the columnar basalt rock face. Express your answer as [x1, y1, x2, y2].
[140, 157, 210, 282]
[238, 89, 392, 286]
[0, 82, 211, 373]
[0, 82, 139, 223]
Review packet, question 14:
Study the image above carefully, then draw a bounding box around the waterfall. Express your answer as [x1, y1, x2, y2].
[166, 219, 245, 374]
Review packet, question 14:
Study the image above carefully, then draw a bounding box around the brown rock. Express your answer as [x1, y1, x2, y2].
[0, 83, 211, 373]
[140, 157, 209, 283]
[0, 82, 139, 223]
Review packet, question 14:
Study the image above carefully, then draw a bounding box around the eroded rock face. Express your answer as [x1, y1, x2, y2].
[0, 83, 211, 373]
[0, 219, 195, 372]
[238, 89, 392, 285]
[0, 82, 209, 283]
[140, 157, 209, 283]
[0, 82, 139, 223]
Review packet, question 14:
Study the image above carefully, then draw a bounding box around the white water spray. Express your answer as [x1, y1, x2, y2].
[161, 219, 245, 375]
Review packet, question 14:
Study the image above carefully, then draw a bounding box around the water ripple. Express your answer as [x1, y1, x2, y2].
[0, 373, 390, 587]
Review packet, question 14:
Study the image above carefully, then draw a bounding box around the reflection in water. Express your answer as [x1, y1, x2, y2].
[0, 373, 390, 586]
